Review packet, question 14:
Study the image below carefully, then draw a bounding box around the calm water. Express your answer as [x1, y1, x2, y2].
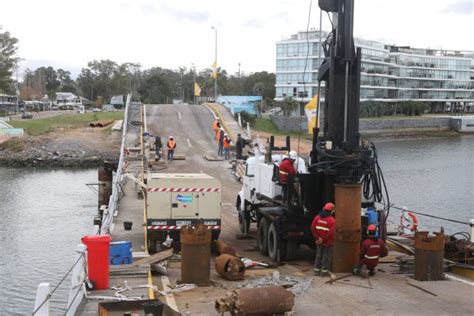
[374, 135, 474, 233]
[0, 136, 473, 313]
[0, 168, 97, 315]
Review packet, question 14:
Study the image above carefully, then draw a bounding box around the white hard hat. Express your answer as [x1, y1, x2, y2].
[402, 206, 409, 211]
[224, 133, 228, 136]
[169, 136, 173, 139]
[289, 150, 298, 159]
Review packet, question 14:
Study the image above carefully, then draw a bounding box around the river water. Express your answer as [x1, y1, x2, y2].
[0, 136, 473, 313]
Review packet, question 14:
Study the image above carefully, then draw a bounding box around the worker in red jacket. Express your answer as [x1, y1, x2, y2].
[278, 156, 296, 202]
[311, 202, 336, 276]
[353, 224, 388, 276]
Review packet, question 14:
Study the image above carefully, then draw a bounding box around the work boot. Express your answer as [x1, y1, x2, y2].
[321, 269, 329, 277]
[352, 265, 362, 276]
[313, 268, 321, 276]
[368, 269, 375, 276]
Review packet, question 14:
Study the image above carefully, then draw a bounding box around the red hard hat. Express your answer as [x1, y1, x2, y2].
[367, 224, 377, 232]
[323, 202, 335, 211]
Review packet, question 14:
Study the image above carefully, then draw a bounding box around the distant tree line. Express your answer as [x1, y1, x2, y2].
[360, 101, 429, 118]
[0, 30, 276, 105]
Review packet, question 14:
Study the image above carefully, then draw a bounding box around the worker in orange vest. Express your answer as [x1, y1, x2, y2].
[223, 134, 232, 160]
[166, 136, 176, 162]
[311, 202, 336, 276]
[213, 118, 221, 136]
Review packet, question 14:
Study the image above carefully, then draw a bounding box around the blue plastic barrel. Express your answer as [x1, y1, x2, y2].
[365, 207, 379, 237]
[109, 241, 132, 265]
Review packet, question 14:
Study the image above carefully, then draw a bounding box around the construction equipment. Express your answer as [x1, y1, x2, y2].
[235, 0, 390, 270]
[146, 173, 222, 253]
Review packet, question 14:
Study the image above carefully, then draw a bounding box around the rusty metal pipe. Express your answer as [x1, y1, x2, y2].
[215, 286, 294, 314]
[180, 224, 211, 286]
[214, 240, 237, 256]
[333, 183, 362, 273]
[215, 254, 245, 281]
[98, 166, 112, 211]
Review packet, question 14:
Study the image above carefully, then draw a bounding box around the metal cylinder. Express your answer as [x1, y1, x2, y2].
[98, 167, 113, 210]
[414, 231, 445, 281]
[215, 254, 245, 281]
[180, 224, 211, 286]
[214, 240, 236, 256]
[470, 219, 474, 243]
[333, 183, 361, 273]
[234, 286, 294, 314]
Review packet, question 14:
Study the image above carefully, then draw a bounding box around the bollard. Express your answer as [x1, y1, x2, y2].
[180, 224, 211, 286]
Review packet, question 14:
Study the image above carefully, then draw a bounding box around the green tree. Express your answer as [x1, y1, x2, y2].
[0, 31, 19, 94]
[279, 97, 299, 117]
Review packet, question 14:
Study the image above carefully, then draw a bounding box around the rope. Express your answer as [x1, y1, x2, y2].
[380, 203, 471, 226]
[32, 252, 85, 315]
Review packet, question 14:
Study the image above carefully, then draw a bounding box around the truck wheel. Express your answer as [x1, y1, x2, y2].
[257, 217, 270, 255]
[239, 211, 250, 234]
[147, 238, 157, 254]
[268, 222, 282, 262]
[284, 240, 298, 261]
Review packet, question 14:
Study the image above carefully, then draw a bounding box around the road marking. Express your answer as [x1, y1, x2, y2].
[186, 138, 192, 147]
[161, 275, 178, 311]
[178, 111, 182, 119]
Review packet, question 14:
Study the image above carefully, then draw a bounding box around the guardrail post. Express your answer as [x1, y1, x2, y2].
[237, 112, 242, 128]
[66, 244, 86, 316]
[33, 283, 50, 316]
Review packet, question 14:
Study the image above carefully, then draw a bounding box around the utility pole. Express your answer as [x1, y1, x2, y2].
[211, 26, 217, 102]
[238, 62, 241, 78]
[192, 63, 196, 105]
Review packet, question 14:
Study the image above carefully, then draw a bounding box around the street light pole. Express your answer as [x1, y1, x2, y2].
[191, 63, 196, 105]
[211, 26, 217, 102]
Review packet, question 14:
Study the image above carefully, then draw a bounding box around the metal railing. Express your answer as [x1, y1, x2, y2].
[100, 94, 131, 235]
[33, 94, 133, 315]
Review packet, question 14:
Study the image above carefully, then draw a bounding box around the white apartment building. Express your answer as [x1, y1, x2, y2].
[275, 30, 474, 113]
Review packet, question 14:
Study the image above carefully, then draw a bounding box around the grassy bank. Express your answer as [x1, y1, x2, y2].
[9, 112, 124, 136]
[253, 118, 312, 139]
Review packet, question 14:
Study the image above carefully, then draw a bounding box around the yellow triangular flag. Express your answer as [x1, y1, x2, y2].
[194, 82, 201, 96]
[211, 61, 217, 69]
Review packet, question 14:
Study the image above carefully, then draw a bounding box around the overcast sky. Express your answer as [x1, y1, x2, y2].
[1, 0, 473, 77]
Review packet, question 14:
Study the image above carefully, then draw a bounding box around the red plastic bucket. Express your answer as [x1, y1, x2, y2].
[81, 235, 112, 290]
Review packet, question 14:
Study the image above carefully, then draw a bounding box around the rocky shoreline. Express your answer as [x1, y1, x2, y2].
[0, 129, 121, 168]
[0, 153, 119, 168]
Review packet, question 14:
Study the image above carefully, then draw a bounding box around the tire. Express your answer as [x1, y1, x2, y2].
[239, 210, 250, 234]
[257, 217, 270, 255]
[237, 197, 250, 234]
[268, 221, 281, 262]
[284, 240, 298, 261]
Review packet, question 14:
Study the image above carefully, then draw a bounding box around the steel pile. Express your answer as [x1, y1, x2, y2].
[215, 254, 246, 281]
[215, 286, 294, 315]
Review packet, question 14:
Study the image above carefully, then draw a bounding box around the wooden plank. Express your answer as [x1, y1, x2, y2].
[132, 249, 174, 266]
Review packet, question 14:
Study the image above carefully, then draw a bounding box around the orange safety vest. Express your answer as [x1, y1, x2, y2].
[167, 140, 176, 150]
[223, 138, 231, 149]
[213, 120, 219, 131]
[216, 130, 221, 142]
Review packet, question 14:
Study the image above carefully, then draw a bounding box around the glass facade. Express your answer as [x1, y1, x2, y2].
[275, 30, 474, 106]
